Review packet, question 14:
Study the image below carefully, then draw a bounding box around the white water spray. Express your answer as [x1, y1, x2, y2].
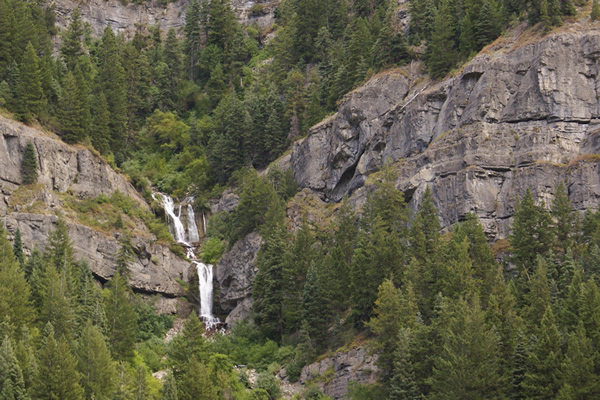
[159, 194, 187, 242]
[155, 193, 220, 329]
[195, 261, 220, 328]
[187, 204, 200, 243]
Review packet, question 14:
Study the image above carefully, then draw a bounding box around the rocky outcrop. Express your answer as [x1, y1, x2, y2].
[292, 30, 600, 238]
[215, 231, 263, 325]
[53, 0, 280, 38]
[0, 116, 189, 313]
[298, 346, 378, 400]
[0, 116, 145, 202]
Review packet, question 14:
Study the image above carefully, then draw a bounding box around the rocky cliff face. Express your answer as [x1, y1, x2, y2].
[215, 231, 263, 325]
[53, 0, 280, 38]
[297, 346, 378, 400]
[0, 115, 189, 313]
[292, 29, 600, 238]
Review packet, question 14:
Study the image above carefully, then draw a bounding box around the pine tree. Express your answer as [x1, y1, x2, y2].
[168, 313, 209, 386]
[76, 320, 117, 399]
[0, 227, 35, 333]
[510, 189, 554, 279]
[40, 264, 75, 341]
[427, 0, 458, 78]
[11, 229, 23, 267]
[33, 323, 84, 400]
[540, 0, 552, 30]
[133, 364, 149, 400]
[552, 182, 574, 254]
[410, 186, 442, 318]
[283, 222, 316, 333]
[558, 322, 599, 399]
[90, 92, 111, 154]
[0, 337, 28, 400]
[301, 262, 328, 347]
[45, 219, 74, 270]
[161, 371, 178, 400]
[96, 25, 126, 157]
[389, 328, 419, 400]
[524, 257, 551, 331]
[208, 92, 251, 184]
[206, 0, 236, 50]
[60, 8, 84, 71]
[522, 306, 563, 399]
[367, 279, 403, 383]
[105, 271, 137, 362]
[253, 220, 289, 341]
[25, 247, 44, 305]
[59, 71, 85, 144]
[429, 297, 503, 399]
[592, 0, 600, 21]
[20, 141, 37, 185]
[179, 358, 218, 400]
[15, 42, 43, 122]
[115, 233, 135, 279]
[476, 0, 501, 48]
[76, 263, 107, 333]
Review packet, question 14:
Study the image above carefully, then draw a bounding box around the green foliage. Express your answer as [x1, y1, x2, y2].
[255, 372, 281, 400]
[593, 0, 600, 20]
[76, 320, 117, 399]
[20, 141, 37, 185]
[33, 323, 85, 399]
[0, 227, 35, 333]
[104, 271, 138, 362]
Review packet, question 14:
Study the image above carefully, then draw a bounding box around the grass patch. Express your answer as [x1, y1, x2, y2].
[567, 153, 600, 167]
[61, 190, 174, 244]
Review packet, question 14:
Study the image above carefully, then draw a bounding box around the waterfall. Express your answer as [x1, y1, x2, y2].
[155, 192, 220, 329]
[195, 262, 219, 328]
[159, 194, 187, 243]
[186, 204, 200, 243]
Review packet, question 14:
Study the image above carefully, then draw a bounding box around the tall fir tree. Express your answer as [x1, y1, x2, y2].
[104, 271, 137, 362]
[20, 141, 37, 185]
[96, 25, 127, 158]
[15, 42, 43, 122]
[76, 320, 117, 399]
[33, 323, 84, 400]
[11, 228, 23, 267]
[427, 0, 458, 78]
[0, 227, 35, 333]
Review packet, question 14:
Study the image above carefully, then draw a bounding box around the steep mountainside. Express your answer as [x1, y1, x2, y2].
[0, 115, 190, 313]
[53, 0, 280, 37]
[292, 27, 600, 239]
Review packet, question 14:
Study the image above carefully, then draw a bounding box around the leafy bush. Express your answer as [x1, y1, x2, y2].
[135, 298, 174, 341]
[255, 372, 281, 400]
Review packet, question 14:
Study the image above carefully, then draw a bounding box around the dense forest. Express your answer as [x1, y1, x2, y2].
[2, 0, 600, 399]
[1, 0, 589, 201]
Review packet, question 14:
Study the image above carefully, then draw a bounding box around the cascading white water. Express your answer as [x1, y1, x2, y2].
[156, 192, 220, 329]
[195, 261, 219, 328]
[187, 204, 200, 243]
[159, 194, 187, 243]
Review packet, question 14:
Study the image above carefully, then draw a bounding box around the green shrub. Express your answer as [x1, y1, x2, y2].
[255, 372, 281, 400]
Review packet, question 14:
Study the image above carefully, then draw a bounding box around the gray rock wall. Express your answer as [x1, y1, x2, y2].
[0, 115, 189, 313]
[53, 0, 280, 38]
[298, 346, 378, 400]
[215, 231, 263, 325]
[292, 31, 600, 238]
